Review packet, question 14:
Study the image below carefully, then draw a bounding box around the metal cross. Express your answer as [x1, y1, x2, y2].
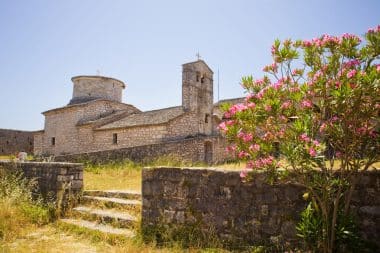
[196, 52, 201, 60]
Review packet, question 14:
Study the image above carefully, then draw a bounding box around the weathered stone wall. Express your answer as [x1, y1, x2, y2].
[0, 161, 83, 212]
[70, 76, 125, 104]
[0, 129, 34, 155]
[142, 167, 380, 248]
[92, 125, 168, 152]
[37, 100, 138, 156]
[55, 136, 229, 164]
[165, 113, 199, 139]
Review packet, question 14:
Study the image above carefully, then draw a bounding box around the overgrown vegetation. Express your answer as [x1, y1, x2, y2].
[0, 165, 55, 244]
[220, 26, 380, 252]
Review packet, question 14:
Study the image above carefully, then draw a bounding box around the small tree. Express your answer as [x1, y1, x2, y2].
[220, 26, 380, 252]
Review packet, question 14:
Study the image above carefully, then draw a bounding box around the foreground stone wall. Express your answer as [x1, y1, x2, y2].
[0, 161, 83, 212]
[0, 129, 34, 155]
[142, 167, 380, 248]
[55, 136, 231, 164]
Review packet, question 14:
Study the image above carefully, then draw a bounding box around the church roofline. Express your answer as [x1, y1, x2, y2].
[182, 60, 214, 74]
[71, 75, 126, 89]
[42, 99, 140, 115]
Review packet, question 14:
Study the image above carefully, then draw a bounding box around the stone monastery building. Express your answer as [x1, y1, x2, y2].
[34, 60, 242, 163]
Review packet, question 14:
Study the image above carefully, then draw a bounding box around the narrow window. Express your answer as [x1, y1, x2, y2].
[196, 73, 200, 82]
[205, 113, 210, 123]
[113, 133, 118, 144]
[51, 137, 55, 146]
[201, 76, 205, 83]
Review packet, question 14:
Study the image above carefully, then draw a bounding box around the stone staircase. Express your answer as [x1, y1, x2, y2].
[60, 189, 141, 237]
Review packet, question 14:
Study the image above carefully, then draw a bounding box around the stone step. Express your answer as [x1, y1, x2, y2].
[81, 195, 142, 213]
[83, 190, 141, 200]
[60, 218, 135, 237]
[72, 206, 138, 228]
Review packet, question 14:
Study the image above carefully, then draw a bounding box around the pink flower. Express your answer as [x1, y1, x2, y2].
[240, 168, 253, 178]
[255, 78, 265, 86]
[226, 145, 236, 153]
[226, 120, 235, 126]
[249, 144, 260, 152]
[312, 140, 320, 146]
[242, 133, 253, 142]
[218, 122, 228, 131]
[376, 64, 380, 72]
[238, 151, 250, 158]
[319, 123, 327, 133]
[281, 101, 291, 110]
[245, 93, 255, 102]
[301, 99, 313, 108]
[300, 133, 310, 142]
[346, 69, 357, 78]
[247, 102, 256, 109]
[308, 147, 317, 157]
[265, 105, 272, 112]
[272, 81, 283, 90]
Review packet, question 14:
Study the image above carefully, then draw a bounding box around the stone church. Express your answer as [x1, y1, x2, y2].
[34, 60, 242, 163]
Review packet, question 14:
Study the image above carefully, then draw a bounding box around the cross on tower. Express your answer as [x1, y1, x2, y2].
[196, 52, 201, 60]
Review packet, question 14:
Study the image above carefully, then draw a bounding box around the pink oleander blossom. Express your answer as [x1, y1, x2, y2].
[300, 133, 310, 142]
[346, 69, 357, 79]
[249, 144, 260, 152]
[264, 105, 272, 112]
[247, 102, 256, 109]
[242, 133, 253, 142]
[301, 99, 313, 108]
[319, 123, 327, 133]
[281, 101, 291, 110]
[238, 151, 250, 158]
[218, 122, 228, 131]
[226, 120, 235, 126]
[309, 147, 317, 157]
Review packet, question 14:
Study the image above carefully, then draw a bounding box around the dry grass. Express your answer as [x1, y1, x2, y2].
[1, 223, 228, 253]
[84, 168, 141, 191]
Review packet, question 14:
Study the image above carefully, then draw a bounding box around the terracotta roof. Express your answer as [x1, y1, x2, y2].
[95, 106, 185, 130]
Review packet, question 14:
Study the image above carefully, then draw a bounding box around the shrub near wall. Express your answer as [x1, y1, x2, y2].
[142, 167, 380, 249]
[0, 161, 83, 214]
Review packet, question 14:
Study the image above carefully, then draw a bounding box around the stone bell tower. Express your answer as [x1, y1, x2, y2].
[182, 59, 214, 135]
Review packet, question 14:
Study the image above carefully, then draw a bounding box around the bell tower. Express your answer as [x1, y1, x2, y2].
[182, 59, 214, 135]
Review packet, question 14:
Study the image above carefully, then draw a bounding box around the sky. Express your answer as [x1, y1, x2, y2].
[0, 0, 379, 131]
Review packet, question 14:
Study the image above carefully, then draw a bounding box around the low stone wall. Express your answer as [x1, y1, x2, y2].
[0, 128, 34, 155]
[55, 136, 231, 164]
[0, 161, 83, 212]
[142, 167, 380, 248]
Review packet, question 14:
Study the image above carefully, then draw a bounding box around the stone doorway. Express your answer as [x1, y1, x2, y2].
[204, 141, 213, 164]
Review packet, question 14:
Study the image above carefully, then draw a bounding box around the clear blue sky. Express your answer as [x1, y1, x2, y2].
[0, 0, 379, 131]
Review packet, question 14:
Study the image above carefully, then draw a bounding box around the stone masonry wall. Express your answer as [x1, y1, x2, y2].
[142, 167, 380, 248]
[55, 136, 229, 164]
[39, 100, 137, 156]
[0, 129, 34, 155]
[92, 125, 168, 152]
[0, 161, 83, 212]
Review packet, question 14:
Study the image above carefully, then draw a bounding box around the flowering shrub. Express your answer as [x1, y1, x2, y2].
[220, 26, 380, 252]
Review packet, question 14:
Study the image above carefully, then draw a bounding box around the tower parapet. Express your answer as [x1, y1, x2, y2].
[69, 76, 125, 105]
